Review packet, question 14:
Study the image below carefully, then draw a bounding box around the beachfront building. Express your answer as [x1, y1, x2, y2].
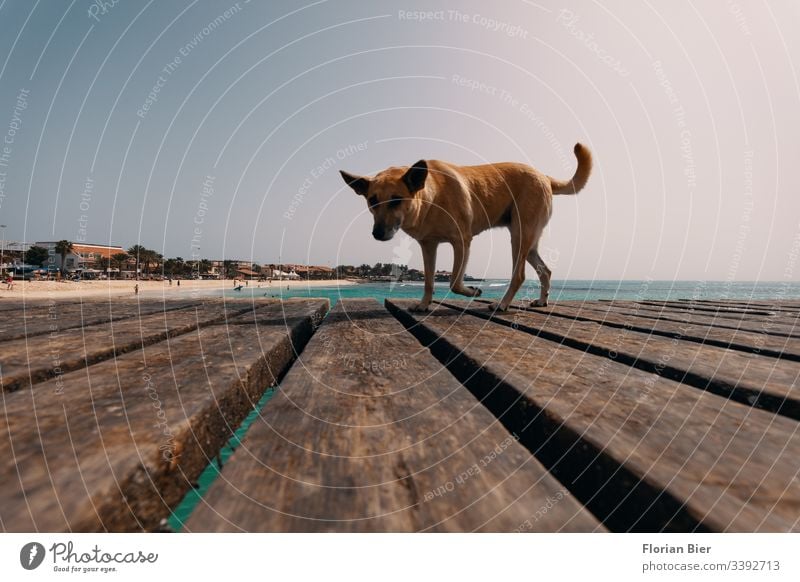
[292, 265, 334, 280]
[264, 265, 300, 279]
[207, 259, 253, 278]
[35, 241, 125, 272]
[234, 267, 262, 280]
[274, 264, 334, 280]
[1, 241, 32, 271]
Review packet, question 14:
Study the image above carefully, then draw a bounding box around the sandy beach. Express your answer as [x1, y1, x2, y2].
[0, 278, 357, 300]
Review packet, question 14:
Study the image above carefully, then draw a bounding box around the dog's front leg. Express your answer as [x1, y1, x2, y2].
[450, 237, 482, 298]
[410, 240, 437, 312]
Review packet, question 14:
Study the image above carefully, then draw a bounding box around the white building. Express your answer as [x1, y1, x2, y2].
[1, 241, 32, 271]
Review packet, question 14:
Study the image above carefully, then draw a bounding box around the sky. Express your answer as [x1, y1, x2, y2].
[0, 0, 798, 281]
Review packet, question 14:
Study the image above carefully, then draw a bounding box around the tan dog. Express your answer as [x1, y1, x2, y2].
[340, 143, 592, 312]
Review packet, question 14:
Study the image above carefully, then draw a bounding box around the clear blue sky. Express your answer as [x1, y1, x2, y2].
[0, 0, 798, 280]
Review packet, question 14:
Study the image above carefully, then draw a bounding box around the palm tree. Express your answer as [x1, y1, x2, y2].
[111, 253, 129, 279]
[127, 245, 146, 279]
[198, 259, 211, 275]
[128, 245, 147, 279]
[173, 257, 185, 277]
[163, 258, 176, 276]
[97, 257, 111, 274]
[139, 249, 156, 276]
[54, 240, 74, 274]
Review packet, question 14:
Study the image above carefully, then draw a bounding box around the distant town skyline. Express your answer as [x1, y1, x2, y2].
[0, 1, 799, 281]
[0, 236, 339, 268]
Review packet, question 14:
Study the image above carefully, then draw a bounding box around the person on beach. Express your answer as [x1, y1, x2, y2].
[5, 275, 14, 290]
[134, 283, 139, 295]
[177, 279, 180, 287]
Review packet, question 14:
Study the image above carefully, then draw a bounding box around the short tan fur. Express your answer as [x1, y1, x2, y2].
[340, 143, 592, 311]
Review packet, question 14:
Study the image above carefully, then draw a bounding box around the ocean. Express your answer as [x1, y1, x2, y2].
[209, 279, 800, 304]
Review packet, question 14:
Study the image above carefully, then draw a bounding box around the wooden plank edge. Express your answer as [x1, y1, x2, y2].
[384, 298, 712, 533]
[2, 301, 202, 342]
[569, 301, 800, 340]
[471, 299, 800, 362]
[636, 300, 777, 316]
[437, 299, 800, 422]
[87, 299, 330, 532]
[1, 304, 261, 393]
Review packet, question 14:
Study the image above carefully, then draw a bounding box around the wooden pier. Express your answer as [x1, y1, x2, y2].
[1, 297, 798, 532]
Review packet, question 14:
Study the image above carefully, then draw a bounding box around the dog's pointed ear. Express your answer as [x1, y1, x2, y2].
[402, 160, 428, 194]
[340, 170, 370, 196]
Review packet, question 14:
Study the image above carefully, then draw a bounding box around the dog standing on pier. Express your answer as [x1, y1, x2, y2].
[340, 143, 592, 312]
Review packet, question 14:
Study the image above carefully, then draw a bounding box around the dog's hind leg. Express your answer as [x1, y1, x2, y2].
[488, 217, 535, 312]
[450, 237, 482, 298]
[526, 247, 551, 307]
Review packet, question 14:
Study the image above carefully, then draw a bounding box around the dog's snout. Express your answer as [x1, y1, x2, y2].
[372, 223, 396, 241]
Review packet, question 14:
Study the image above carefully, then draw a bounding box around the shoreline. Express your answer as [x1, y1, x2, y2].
[0, 278, 358, 300]
[2, 278, 798, 301]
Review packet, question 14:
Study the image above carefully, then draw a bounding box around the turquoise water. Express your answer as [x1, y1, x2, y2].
[168, 387, 278, 532]
[211, 279, 800, 305]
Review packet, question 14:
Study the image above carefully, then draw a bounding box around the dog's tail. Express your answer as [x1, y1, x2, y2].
[549, 143, 592, 195]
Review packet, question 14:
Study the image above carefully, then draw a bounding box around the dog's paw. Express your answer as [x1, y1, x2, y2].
[530, 299, 548, 308]
[453, 285, 483, 298]
[487, 302, 508, 313]
[409, 302, 431, 313]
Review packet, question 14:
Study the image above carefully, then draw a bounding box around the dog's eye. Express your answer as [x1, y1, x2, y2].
[389, 197, 402, 208]
[368, 197, 378, 208]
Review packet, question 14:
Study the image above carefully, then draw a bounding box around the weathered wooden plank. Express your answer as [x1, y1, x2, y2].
[611, 300, 800, 328]
[186, 299, 601, 533]
[0, 299, 201, 341]
[640, 300, 800, 323]
[568, 301, 800, 339]
[453, 299, 800, 420]
[389, 300, 800, 532]
[638, 300, 781, 317]
[0, 299, 328, 532]
[0, 301, 266, 393]
[676, 299, 800, 313]
[527, 301, 800, 361]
